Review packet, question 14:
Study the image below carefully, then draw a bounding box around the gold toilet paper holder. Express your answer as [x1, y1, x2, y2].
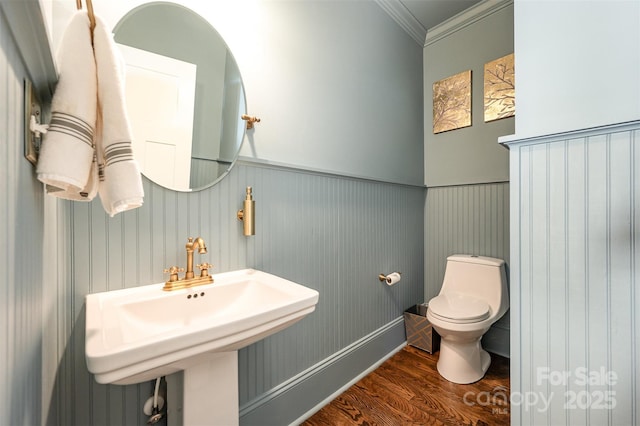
[378, 272, 402, 282]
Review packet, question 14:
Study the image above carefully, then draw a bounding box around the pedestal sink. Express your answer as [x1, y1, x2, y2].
[85, 269, 319, 425]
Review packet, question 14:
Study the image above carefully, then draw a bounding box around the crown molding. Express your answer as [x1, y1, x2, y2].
[374, 0, 426, 46]
[425, 0, 513, 47]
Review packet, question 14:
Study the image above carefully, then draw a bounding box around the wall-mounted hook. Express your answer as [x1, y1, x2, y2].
[241, 114, 261, 130]
[24, 79, 48, 166]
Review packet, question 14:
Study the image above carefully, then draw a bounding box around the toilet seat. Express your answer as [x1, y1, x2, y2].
[428, 293, 490, 323]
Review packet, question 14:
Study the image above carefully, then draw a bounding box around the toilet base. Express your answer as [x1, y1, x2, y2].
[436, 337, 491, 384]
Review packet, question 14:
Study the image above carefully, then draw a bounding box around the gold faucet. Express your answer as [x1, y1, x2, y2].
[185, 236, 206, 279]
[163, 236, 214, 291]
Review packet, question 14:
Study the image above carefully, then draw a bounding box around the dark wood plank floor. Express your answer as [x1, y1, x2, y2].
[302, 346, 510, 426]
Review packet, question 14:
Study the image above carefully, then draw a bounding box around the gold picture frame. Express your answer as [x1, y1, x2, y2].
[484, 53, 515, 122]
[432, 70, 472, 134]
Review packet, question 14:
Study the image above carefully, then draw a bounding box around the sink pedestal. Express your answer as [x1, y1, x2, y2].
[166, 351, 239, 426]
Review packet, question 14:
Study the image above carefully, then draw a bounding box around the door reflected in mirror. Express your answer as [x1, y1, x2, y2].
[114, 2, 246, 192]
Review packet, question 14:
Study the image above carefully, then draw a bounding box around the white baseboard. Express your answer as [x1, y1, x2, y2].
[291, 342, 406, 425]
[239, 317, 407, 426]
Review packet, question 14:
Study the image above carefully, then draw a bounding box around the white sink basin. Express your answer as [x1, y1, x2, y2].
[85, 269, 319, 385]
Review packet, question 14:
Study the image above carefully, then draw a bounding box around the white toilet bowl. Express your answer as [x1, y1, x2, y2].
[426, 255, 508, 384]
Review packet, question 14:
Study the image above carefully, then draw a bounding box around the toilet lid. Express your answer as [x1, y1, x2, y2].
[428, 293, 490, 323]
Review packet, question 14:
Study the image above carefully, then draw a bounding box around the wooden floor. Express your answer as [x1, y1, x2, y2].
[302, 346, 510, 426]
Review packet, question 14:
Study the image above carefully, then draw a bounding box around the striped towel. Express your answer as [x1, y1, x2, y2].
[93, 14, 144, 216]
[36, 11, 98, 201]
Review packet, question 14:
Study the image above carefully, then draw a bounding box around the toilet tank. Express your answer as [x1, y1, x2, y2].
[441, 254, 508, 317]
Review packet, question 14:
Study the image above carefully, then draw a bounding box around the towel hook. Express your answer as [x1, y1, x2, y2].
[241, 114, 261, 130]
[76, 0, 96, 33]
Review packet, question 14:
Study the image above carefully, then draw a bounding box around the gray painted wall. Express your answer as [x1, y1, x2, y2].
[51, 0, 425, 186]
[0, 7, 46, 425]
[423, 1, 513, 187]
[3, 1, 426, 425]
[422, 1, 512, 357]
[425, 182, 510, 357]
[47, 163, 425, 425]
[2, 1, 522, 424]
[233, 0, 424, 185]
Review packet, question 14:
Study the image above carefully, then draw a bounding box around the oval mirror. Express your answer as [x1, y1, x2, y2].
[113, 2, 246, 192]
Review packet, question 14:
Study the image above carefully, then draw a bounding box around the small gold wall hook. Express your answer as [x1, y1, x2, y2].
[241, 114, 261, 129]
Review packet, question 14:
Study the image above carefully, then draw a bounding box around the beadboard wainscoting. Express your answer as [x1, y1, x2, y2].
[0, 10, 48, 426]
[505, 121, 640, 425]
[47, 162, 425, 425]
[425, 182, 510, 357]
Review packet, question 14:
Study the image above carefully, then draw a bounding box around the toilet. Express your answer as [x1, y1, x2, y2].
[426, 254, 508, 384]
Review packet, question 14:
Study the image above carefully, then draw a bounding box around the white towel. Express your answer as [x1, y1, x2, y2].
[36, 11, 98, 201]
[93, 15, 144, 216]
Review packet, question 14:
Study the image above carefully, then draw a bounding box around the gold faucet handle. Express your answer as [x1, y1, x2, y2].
[196, 263, 213, 277]
[163, 266, 185, 282]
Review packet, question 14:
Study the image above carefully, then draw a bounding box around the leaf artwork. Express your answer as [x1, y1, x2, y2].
[432, 70, 472, 134]
[484, 53, 515, 122]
